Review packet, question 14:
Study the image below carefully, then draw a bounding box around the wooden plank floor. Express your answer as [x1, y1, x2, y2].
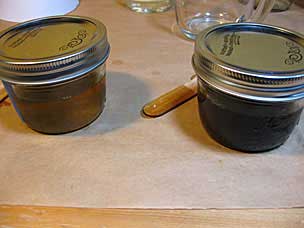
[0, 206, 303, 228]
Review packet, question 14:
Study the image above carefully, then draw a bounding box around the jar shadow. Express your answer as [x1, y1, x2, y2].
[0, 98, 32, 134]
[173, 97, 239, 154]
[278, 114, 304, 155]
[69, 71, 151, 136]
[174, 98, 304, 155]
[0, 72, 151, 136]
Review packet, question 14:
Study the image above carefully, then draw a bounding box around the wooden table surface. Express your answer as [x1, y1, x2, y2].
[0, 0, 304, 226]
[1, 205, 304, 228]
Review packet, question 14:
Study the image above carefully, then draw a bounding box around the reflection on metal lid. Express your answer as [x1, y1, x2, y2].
[193, 23, 304, 102]
[0, 16, 110, 85]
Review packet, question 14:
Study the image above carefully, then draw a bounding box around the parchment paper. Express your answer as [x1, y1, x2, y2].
[0, 1, 303, 209]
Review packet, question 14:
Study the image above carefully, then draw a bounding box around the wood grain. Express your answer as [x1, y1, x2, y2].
[0, 205, 303, 228]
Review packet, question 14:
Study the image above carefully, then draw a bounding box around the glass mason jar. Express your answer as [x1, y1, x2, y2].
[192, 23, 304, 152]
[176, 0, 275, 40]
[125, 0, 172, 13]
[0, 16, 110, 134]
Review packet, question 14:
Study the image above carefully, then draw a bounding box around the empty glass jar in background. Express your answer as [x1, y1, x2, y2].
[125, 0, 172, 13]
[175, 0, 275, 40]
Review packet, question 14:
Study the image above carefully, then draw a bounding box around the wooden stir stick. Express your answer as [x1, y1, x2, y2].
[142, 76, 198, 118]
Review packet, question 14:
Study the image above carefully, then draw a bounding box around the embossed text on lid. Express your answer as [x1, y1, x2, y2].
[0, 16, 110, 84]
[193, 23, 304, 102]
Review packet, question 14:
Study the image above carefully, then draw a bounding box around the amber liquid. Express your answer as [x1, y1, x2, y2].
[11, 69, 106, 134]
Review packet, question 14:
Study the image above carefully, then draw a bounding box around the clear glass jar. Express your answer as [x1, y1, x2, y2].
[125, 0, 172, 13]
[176, 0, 275, 40]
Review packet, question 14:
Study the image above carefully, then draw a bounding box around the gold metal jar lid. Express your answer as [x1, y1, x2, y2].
[0, 16, 110, 85]
[193, 23, 304, 102]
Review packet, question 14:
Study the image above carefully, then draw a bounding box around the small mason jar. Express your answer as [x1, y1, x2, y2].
[192, 23, 304, 152]
[0, 16, 110, 134]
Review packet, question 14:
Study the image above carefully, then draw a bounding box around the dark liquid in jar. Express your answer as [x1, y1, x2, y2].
[11, 69, 106, 134]
[198, 80, 303, 152]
